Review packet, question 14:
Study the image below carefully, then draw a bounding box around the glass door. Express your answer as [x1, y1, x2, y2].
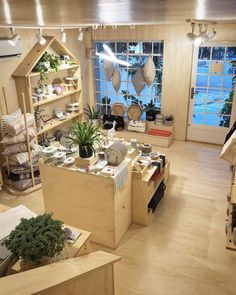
[187, 45, 236, 144]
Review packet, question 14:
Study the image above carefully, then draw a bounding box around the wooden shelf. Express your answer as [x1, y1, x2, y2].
[33, 89, 81, 107]
[116, 130, 174, 147]
[29, 64, 79, 77]
[37, 112, 82, 135]
[132, 162, 170, 225]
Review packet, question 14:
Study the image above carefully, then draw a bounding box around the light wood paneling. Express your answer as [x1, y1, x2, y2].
[0, 1, 236, 26]
[1, 141, 236, 294]
[88, 24, 236, 140]
[0, 251, 120, 295]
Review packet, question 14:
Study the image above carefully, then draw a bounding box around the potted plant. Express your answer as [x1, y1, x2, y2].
[101, 96, 111, 115]
[3, 213, 64, 265]
[84, 104, 102, 127]
[164, 114, 174, 126]
[143, 99, 160, 121]
[69, 121, 104, 158]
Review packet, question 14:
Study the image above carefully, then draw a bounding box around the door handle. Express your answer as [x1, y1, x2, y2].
[191, 87, 195, 99]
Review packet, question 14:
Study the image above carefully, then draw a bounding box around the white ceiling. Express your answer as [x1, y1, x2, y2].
[0, 0, 236, 27]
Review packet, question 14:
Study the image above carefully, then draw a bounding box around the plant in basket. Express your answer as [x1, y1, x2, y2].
[84, 104, 103, 127]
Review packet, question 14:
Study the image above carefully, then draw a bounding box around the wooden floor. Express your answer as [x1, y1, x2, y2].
[1, 140, 236, 295]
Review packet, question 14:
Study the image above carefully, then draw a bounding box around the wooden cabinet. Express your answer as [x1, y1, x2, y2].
[39, 159, 132, 249]
[132, 161, 170, 225]
[12, 36, 83, 139]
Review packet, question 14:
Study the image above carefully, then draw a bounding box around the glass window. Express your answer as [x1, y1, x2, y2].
[93, 40, 164, 110]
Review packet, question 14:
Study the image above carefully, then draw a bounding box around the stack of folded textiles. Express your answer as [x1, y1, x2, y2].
[1, 109, 42, 191]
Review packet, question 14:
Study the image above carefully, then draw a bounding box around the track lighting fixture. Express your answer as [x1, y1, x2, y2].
[60, 28, 66, 43]
[8, 28, 20, 46]
[37, 28, 46, 45]
[187, 21, 216, 46]
[77, 28, 83, 41]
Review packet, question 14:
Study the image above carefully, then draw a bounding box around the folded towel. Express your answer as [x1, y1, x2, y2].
[6, 113, 35, 136]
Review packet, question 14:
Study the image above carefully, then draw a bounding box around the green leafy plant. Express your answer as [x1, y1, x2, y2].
[33, 52, 61, 73]
[102, 96, 111, 105]
[3, 213, 64, 263]
[122, 90, 142, 107]
[143, 99, 160, 113]
[84, 104, 102, 120]
[68, 121, 104, 157]
[165, 114, 174, 121]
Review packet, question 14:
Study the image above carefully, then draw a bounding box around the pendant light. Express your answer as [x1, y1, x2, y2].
[77, 28, 83, 41]
[37, 28, 46, 45]
[8, 28, 20, 46]
[61, 28, 66, 43]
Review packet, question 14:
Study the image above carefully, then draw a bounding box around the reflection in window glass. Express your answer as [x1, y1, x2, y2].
[93, 41, 164, 110]
[117, 42, 127, 53]
[209, 75, 222, 88]
[224, 62, 236, 75]
[226, 47, 236, 60]
[198, 47, 211, 60]
[194, 88, 207, 102]
[193, 113, 205, 125]
[223, 76, 234, 89]
[212, 47, 225, 60]
[153, 42, 163, 54]
[142, 42, 152, 54]
[206, 113, 217, 126]
[196, 75, 208, 87]
[197, 61, 209, 74]
[194, 45, 235, 127]
[208, 89, 220, 102]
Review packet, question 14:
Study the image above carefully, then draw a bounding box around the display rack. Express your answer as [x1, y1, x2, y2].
[12, 36, 83, 139]
[0, 87, 41, 195]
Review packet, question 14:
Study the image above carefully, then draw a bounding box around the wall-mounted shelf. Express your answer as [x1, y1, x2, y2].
[37, 112, 82, 135]
[12, 36, 83, 138]
[33, 89, 81, 107]
[29, 64, 79, 77]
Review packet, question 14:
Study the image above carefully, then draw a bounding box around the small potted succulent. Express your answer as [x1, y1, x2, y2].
[3, 213, 64, 266]
[84, 104, 102, 127]
[68, 121, 104, 158]
[164, 114, 174, 126]
[143, 99, 160, 121]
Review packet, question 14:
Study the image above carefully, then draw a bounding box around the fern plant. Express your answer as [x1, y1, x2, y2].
[69, 121, 104, 158]
[3, 213, 64, 263]
[84, 104, 102, 120]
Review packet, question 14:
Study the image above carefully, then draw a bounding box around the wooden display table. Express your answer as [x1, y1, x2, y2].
[1, 251, 121, 295]
[40, 158, 132, 249]
[132, 161, 170, 225]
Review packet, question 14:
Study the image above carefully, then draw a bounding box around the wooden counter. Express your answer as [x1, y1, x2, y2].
[40, 159, 132, 249]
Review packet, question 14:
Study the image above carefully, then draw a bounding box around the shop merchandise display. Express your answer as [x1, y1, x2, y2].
[0, 109, 41, 191]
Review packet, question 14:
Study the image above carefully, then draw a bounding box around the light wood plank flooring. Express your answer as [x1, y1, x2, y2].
[1, 140, 236, 295]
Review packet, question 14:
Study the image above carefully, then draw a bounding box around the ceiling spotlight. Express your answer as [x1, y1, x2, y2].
[37, 28, 46, 45]
[8, 28, 20, 46]
[77, 28, 83, 41]
[199, 24, 209, 43]
[61, 28, 66, 43]
[187, 21, 217, 46]
[187, 23, 198, 41]
[208, 24, 216, 39]
[130, 25, 135, 29]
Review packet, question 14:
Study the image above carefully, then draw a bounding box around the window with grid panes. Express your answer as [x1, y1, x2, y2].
[93, 41, 164, 116]
[193, 46, 236, 127]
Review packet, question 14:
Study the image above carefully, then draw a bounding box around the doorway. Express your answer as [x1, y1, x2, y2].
[187, 45, 236, 144]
